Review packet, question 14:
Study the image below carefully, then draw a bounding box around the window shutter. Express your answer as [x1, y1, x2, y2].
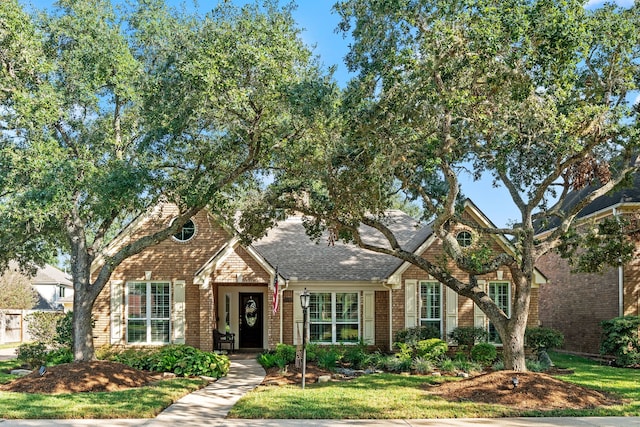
[110, 280, 123, 344]
[474, 280, 487, 330]
[363, 291, 375, 345]
[445, 286, 458, 342]
[173, 280, 186, 344]
[405, 280, 417, 328]
[293, 291, 302, 345]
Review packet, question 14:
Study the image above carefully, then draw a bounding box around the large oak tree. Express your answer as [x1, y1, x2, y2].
[246, 0, 640, 371]
[0, 0, 331, 361]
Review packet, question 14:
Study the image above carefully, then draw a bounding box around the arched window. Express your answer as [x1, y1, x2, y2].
[456, 230, 472, 248]
[172, 219, 196, 242]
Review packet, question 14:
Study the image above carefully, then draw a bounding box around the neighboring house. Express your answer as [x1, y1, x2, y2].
[0, 263, 72, 344]
[30, 264, 74, 312]
[92, 200, 544, 352]
[536, 179, 640, 354]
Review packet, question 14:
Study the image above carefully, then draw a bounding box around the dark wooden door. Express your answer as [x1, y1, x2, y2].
[239, 293, 263, 349]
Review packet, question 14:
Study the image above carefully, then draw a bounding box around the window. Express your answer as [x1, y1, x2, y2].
[420, 281, 442, 336]
[488, 281, 510, 343]
[172, 219, 196, 242]
[58, 286, 65, 298]
[456, 230, 473, 247]
[127, 282, 171, 344]
[309, 292, 359, 343]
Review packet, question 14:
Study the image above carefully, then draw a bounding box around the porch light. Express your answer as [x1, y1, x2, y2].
[300, 288, 310, 389]
[300, 288, 311, 310]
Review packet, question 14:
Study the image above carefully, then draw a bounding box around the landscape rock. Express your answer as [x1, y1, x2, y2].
[10, 369, 32, 377]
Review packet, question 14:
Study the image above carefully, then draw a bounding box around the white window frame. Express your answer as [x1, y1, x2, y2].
[419, 281, 443, 338]
[488, 281, 510, 344]
[309, 291, 360, 344]
[126, 281, 172, 345]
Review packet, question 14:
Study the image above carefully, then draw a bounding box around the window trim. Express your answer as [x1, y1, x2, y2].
[488, 281, 511, 344]
[419, 280, 443, 338]
[309, 291, 360, 344]
[456, 230, 473, 248]
[171, 218, 197, 243]
[126, 281, 172, 345]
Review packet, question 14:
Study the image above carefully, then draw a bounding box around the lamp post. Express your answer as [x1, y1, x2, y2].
[300, 288, 310, 389]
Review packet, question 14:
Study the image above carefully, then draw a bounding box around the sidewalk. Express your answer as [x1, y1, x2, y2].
[1, 350, 639, 426]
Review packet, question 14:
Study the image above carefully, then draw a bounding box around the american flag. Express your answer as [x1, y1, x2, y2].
[272, 267, 279, 314]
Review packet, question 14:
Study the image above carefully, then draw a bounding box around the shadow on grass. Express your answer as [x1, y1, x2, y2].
[0, 378, 205, 419]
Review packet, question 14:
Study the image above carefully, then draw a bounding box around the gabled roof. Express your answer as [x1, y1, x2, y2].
[31, 264, 72, 287]
[536, 172, 640, 233]
[252, 210, 431, 282]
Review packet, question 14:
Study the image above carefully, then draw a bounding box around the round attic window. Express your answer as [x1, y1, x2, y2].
[172, 219, 196, 242]
[456, 230, 473, 248]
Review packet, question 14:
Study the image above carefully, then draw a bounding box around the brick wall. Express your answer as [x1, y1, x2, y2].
[282, 290, 294, 345]
[399, 219, 539, 337]
[538, 251, 619, 354]
[93, 207, 271, 351]
[375, 290, 389, 350]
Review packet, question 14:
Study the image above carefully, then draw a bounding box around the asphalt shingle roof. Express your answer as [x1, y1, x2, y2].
[252, 210, 432, 282]
[538, 172, 640, 232]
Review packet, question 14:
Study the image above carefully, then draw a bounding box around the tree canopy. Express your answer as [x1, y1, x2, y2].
[0, 0, 332, 360]
[244, 0, 640, 371]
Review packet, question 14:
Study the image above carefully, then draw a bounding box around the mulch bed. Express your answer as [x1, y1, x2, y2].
[427, 370, 622, 410]
[0, 361, 163, 394]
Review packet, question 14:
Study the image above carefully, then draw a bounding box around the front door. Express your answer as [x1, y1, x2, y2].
[239, 293, 263, 349]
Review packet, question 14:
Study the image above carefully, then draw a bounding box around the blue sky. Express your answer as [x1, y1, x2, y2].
[23, 0, 637, 227]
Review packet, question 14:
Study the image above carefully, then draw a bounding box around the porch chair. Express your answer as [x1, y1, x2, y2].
[213, 329, 235, 353]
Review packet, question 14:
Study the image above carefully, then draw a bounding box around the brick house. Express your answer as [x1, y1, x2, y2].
[91, 200, 543, 352]
[537, 182, 640, 354]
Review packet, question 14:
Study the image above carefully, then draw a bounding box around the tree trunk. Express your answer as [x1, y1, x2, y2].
[501, 320, 527, 371]
[500, 272, 531, 371]
[73, 288, 97, 361]
[68, 220, 99, 362]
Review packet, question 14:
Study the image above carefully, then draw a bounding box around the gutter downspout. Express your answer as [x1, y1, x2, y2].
[383, 282, 394, 351]
[613, 207, 624, 316]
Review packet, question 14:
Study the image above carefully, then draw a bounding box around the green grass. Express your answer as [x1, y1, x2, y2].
[229, 373, 515, 419]
[0, 360, 207, 419]
[229, 352, 640, 419]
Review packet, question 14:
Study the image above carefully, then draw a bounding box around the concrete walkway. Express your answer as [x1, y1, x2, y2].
[1, 349, 640, 426]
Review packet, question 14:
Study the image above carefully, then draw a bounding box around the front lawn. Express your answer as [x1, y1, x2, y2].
[229, 352, 640, 419]
[0, 360, 206, 419]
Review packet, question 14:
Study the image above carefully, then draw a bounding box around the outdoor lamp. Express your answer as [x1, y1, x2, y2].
[300, 288, 310, 310]
[300, 288, 310, 389]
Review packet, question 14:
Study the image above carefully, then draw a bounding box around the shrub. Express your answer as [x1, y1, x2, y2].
[152, 345, 230, 378]
[109, 348, 156, 371]
[103, 345, 230, 378]
[305, 343, 319, 362]
[526, 358, 547, 372]
[25, 312, 64, 345]
[471, 342, 497, 365]
[525, 327, 564, 351]
[453, 359, 482, 374]
[16, 342, 48, 368]
[439, 358, 456, 374]
[341, 342, 370, 369]
[44, 347, 73, 365]
[384, 354, 412, 372]
[600, 316, 640, 367]
[415, 338, 448, 361]
[394, 325, 440, 345]
[55, 311, 74, 346]
[275, 343, 297, 365]
[448, 326, 488, 347]
[257, 352, 278, 369]
[411, 357, 434, 374]
[316, 347, 339, 371]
